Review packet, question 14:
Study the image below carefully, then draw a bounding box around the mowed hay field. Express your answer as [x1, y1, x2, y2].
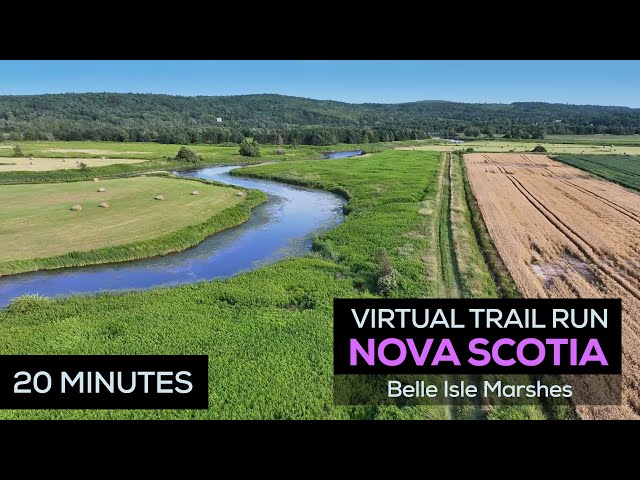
[465, 153, 640, 419]
[0, 157, 145, 172]
[0, 176, 244, 269]
[398, 142, 640, 155]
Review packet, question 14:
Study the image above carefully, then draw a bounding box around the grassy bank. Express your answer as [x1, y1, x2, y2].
[235, 150, 442, 297]
[449, 153, 498, 299]
[0, 175, 266, 276]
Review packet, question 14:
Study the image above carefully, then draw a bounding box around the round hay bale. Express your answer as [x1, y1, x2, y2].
[98, 201, 109, 208]
[191, 190, 200, 195]
[70, 204, 82, 211]
[93, 177, 99, 182]
[98, 187, 106, 192]
[154, 194, 165, 201]
[235, 191, 245, 197]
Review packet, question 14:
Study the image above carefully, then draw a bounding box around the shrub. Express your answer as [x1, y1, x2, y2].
[78, 162, 88, 171]
[174, 146, 202, 163]
[13, 145, 23, 157]
[239, 139, 261, 158]
[6, 294, 51, 314]
[532, 145, 547, 153]
[312, 238, 340, 261]
[274, 148, 286, 155]
[377, 270, 399, 295]
[375, 249, 399, 295]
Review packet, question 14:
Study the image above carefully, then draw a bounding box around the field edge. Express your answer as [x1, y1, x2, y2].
[459, 154, 520, 299]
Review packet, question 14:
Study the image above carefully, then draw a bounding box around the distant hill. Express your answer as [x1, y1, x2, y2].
[1, 93, 638, 145]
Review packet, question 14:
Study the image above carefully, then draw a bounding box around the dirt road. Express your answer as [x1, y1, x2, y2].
[465, 153, 640, 419]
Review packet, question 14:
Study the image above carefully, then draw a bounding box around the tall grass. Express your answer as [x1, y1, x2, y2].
[449, 154, 498, 298]
[234, 150, 442, 297]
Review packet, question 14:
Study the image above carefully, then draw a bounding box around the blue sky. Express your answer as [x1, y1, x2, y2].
[0, 60, 638, 107]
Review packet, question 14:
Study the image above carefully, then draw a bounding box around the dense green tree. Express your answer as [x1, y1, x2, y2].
[1, 93, 640, 145]
[239, 139, 261, 157]
[174, 146, 201, 163]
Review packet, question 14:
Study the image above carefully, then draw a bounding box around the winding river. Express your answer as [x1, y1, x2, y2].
[0, 151, 362, 307]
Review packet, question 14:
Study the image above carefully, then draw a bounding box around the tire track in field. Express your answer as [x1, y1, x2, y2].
[506, 175, 640, 301]
[467, 153, 640, 419]
[558, 179, 640, 224]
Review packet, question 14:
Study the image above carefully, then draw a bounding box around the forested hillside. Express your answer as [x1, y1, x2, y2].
[1, 93, 639, 145]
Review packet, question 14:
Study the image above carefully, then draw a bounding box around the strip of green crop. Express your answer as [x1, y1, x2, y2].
[553, 154, 640, 191]
[0, 176, 267, 276]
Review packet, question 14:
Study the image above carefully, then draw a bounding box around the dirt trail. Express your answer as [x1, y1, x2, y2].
[437, 153, 462, 297]
[465, 153, 640, 420]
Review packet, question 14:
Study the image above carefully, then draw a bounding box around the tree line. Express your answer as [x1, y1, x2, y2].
[1, 93, 640, 145]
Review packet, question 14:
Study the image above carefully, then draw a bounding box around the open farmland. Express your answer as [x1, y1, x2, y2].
[0, 176, 258, 275]
[398, 141, 640, 155]
[0, 157, 145, 172]
[465, 153, 640, 419]
[554, 154, 640, 191]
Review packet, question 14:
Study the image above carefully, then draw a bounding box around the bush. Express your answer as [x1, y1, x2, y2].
[13, 145, 23, 157]
[377, 270, 399, 295]
[274, 148, 286, 155]
[313, 238, 340, 261]
[239, 139, 261, 158]
[375, 249, 399, 295]
[6, 294, 51, 314]
[532, 145, 547, 153]
[78, 162, 88, 171]
[174, 146, 202, 163]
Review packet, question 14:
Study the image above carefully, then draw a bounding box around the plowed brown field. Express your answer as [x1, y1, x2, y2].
[465, 153, 640, 419]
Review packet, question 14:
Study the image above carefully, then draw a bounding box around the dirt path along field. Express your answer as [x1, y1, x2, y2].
[465, 153, 640, 419]
[436, 153, 462, 297]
